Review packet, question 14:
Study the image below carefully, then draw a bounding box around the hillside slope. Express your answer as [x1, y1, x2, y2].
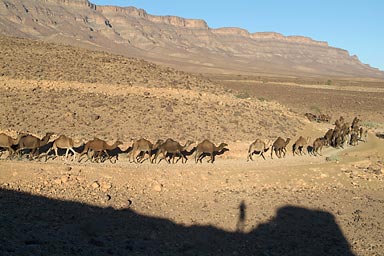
[0, 35, 303, 143]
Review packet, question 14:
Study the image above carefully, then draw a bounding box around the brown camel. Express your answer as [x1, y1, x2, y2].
[15, 132, 54, 159]
[312, 137, 326, 156]
[194, 139, 228, 163]
[128, 138, 163, 163]
[78, 138, 123, 163]
[44, 135, 83, 161]
[292, 136, 311, 156]
[0, 132, 25, 158]
[247, 139, 272, 161]
[154, 139, 194, 164]
[271, 137, 291, 159]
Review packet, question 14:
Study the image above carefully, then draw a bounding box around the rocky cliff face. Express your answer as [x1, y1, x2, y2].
[0, 0, 383, 78]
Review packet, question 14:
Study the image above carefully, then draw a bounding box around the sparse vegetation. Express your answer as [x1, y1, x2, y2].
[362, 121, 382, 129]
[310, 105, 321, 114]
[235, 91, 251, 99]
[326, 154, 340, 162]
[258, 97, 267, 102]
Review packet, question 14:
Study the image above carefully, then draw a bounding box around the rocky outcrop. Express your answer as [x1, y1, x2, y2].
[0, 0, 382, 78]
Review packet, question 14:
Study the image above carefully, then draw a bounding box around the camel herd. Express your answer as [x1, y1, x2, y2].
[0, 117, 367, 164]
[0, 133, 228, 164]
[248, 116, 367, 161]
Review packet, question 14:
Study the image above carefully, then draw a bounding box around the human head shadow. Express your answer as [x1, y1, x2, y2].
[0, 189, 355, 255]
[249, 205, 355, 255]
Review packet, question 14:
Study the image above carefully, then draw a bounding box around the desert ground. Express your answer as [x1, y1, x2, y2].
[1, 36, 384, 255]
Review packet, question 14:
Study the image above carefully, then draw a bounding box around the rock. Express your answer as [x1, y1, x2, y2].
[100, 182, 112, 192]
[61, 175, 69, 184]
[119, 199, 132, 209]
[104, 194, 111, 201]
[53, 178, 62, 185]
[76, 176, 86, 183]
[153, 183, 163, 192]
[90, 113, 100, 121]
[91, 181, 100, 189]
[165, 105, 173, 112]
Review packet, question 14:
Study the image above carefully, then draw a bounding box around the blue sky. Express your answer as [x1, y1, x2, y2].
[91, 0, 384, 71]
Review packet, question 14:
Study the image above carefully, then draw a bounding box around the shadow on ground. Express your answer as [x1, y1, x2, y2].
[0, 188, 355, 255]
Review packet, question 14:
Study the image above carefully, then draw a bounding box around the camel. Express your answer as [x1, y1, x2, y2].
[349, 131, 359, 146]
[335, 116, 345, 128]
[0, 132, 25, 158]
[194, 139, 228, 163]
[247, 139, 272, 161]
[128, 138, 163, 163]
[271, 137, 291, 159]
[359, 127, 368, 142]
[351, 117, 361, 129]
[324, 129, 334, 146]
[78, 138, 123, 163]
[15, 132, 54, 159]
[312, 137, 326, 156]
[44, 135, 83, 162]
[292, 136, 311, 156]
[330, 127, 343, 148]
[154, 139, 194, 164]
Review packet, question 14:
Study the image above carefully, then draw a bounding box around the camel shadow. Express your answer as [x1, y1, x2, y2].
[196, 147, 229, 163]
[0, 189, 355, 255]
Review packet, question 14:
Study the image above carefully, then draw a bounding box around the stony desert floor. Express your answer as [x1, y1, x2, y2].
[0, 131, 383, 255]
[1, 36, 384, 255]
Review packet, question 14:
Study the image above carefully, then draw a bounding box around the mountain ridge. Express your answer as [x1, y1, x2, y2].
[0, 0, 383, 78]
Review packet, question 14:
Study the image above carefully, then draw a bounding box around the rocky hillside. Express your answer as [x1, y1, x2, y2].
[0, 0, 383, 78]
[0, 35, 303, 143]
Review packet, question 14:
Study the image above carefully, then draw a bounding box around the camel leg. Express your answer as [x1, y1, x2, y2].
[5, 147, 13, 159]
[64, 148, 70, 161]
[153, 150, 159, 164]
[42, 147, 52, 162]
[247, 151, 253, 161]
[197, 153, 204, 163]
[195, 151, 200, 163]
[158, 151, 168, 164]
[29, 148, 37, 160]
[147, 151, 152, 163]
[132, 150, 138, 163]
[182, 153, 188, 164]
[130, 149, 136, 163]
[69, 148, 77, 161]
[102, 150, 110, 162]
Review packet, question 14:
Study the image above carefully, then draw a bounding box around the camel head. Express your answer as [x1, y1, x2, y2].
[218, 143, 228, 150]
[285, 138, 291, 145]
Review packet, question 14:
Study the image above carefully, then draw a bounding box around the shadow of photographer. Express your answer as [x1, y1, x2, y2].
[0, 189, 355, 255]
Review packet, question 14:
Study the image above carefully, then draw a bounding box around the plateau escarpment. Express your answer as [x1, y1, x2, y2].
[0, 0, 383, 78]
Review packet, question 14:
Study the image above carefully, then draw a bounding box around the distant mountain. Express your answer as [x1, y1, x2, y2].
[1, 0, 383, 78]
